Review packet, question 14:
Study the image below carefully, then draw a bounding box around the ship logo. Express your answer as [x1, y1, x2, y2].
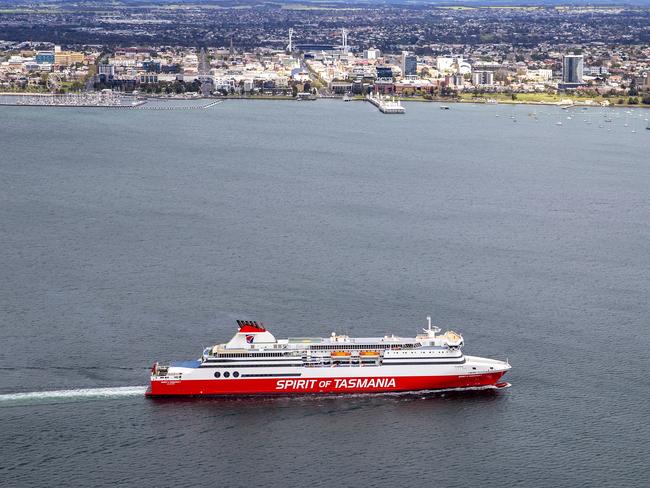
[245, 334, 255, 344]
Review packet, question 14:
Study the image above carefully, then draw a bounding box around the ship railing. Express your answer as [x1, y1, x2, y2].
[301, 356, 381, 368]
[152, 372, 183, 380]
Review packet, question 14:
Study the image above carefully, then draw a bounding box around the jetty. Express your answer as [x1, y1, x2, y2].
[366, 93, 405, 114]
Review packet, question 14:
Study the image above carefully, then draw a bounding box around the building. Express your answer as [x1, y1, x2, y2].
[376, 66, 393, 79]
[35, 51, 55, 64]
[452, 73, 464, 87]
[98, 64, 115, 83]
[98, 64, 115, 77]
[527, 69, 553, 82]
[436, 57, 454, 73]
[139, 74, 158, 84]
[331, 81, 353, 94]
[562, 54, 584, 84]
[583, 66, 609, 77]
[363, 48, 380, 60]
[54, 51, 84, 66]
[471, 70, 494, 86]
[394, 79, 434, 96]
[401, 51, 417, 77]
[142, 60, 161, 73]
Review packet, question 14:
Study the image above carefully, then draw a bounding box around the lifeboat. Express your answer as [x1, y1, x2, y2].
[359, 350, 379, 357]
[331, 351, 352, 357]
[440, 331, 463, 347]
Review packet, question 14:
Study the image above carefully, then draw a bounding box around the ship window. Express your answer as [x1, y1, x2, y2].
[214, 372, 221, 378]
[233, 371, 240, 378]
[224, 372, 231, 378]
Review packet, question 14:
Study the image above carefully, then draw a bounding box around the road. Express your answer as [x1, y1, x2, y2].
[198, 48, 213, 97]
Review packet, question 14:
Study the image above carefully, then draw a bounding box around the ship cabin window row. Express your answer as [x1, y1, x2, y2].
[308, 343, 421, 350]
[215, 352, 290, 358]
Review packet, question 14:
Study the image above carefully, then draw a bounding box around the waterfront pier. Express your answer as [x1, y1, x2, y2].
[366, 93, 405, 114]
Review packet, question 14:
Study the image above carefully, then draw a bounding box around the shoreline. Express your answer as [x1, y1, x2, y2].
[1, 92, 648, 110]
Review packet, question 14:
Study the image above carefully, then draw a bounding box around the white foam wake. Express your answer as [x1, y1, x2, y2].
[0, 386, 147, 406]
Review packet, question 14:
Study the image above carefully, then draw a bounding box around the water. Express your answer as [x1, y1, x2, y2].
[0, 100, 648, 487]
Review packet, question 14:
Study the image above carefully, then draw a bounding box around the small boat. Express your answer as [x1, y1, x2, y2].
[556, 121, 563, 126]
[343, 94, 351, 102]
[440, 106, 450, 110]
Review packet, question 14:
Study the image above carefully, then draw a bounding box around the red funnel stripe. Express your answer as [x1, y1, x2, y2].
[237, 320, 266, 333]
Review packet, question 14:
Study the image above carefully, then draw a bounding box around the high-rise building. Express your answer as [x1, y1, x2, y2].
[562, 54, 584, 84]
[471, 70, 494, 86]
[401, 51, 417, 77]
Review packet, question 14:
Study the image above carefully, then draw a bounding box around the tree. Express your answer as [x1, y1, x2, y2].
[628, 97, 638, 105]
[642, 95, 650, 105]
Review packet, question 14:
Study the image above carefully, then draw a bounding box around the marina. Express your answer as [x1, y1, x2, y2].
[0, 92, 140, 107]
[0, 93, 224, 110]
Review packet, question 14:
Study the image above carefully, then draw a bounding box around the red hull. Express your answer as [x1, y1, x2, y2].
[146, 372, 506, 397]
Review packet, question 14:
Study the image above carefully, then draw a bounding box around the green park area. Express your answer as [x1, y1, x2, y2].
[458, 91, 650, 107]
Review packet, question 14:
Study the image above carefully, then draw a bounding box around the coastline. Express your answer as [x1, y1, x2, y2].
[1, 92, 648, 110]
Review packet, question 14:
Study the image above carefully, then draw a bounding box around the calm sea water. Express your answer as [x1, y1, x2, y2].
[1, 100, 648, 487]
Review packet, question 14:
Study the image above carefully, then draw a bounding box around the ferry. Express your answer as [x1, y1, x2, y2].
[146, 318, 511, 397]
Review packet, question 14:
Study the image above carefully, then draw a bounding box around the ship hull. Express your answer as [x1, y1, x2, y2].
[146, 370, 507, 397]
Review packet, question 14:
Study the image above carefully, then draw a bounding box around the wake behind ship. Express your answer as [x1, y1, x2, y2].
[146, 319, 511, 397]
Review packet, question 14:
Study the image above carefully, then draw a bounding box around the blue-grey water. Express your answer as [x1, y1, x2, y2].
[1, 100, 648, 487]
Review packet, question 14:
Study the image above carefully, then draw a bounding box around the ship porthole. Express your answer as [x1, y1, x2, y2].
[233, 371, 240, 378]
[224, 372, 230, 378]
[214, 372, 221, 378]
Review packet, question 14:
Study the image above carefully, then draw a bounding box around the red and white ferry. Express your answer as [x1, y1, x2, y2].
[146, 318, 511, 397]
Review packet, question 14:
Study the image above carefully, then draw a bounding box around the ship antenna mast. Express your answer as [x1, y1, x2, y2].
[425, 316, 440, 336]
